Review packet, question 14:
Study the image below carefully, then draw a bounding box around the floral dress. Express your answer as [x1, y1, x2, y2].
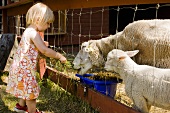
[6, 35, 40, 100]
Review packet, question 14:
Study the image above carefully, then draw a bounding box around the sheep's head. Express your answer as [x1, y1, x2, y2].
[73, 40, 105, 75]
[86, 40, 105, 67]
[73, 42, 93, 75]
[104, 49, 139, 73]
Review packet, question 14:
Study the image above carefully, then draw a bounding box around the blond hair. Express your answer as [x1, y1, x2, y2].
[26, 2, 54, 26]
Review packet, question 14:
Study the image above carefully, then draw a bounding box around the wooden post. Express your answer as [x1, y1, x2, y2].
[2, 9, 7, 33]
[38, 32, 49, 79]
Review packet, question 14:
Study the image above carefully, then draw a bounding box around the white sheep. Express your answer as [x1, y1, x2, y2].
[73, 19, 170, 75]
[73, 42, 95, 74]
[104, 49, 170, 113]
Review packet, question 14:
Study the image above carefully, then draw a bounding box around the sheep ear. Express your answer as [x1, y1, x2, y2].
[126, 50, 139, 57]
[119, 56, 126, 60]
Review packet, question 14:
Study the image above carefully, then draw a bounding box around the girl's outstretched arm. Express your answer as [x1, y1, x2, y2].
[29, 30, 67, 63]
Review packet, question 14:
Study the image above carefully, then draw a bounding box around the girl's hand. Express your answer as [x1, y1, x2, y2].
[59, 56, 67, 63]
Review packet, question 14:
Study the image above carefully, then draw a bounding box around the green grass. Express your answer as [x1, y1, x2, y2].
[0, 72, 99, 113]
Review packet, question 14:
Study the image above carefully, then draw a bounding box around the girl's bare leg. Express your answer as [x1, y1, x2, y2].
[19, 98, 26, 107]
[26, 99, 36, 113]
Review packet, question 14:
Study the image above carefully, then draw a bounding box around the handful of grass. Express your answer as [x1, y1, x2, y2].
[55, 60, 72, 72]
[49, 57, 73, 72]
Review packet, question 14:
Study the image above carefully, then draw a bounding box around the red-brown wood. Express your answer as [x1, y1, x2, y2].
[46, 66, 140, 113]
[43, 0, 170, 10]
[38, 32, 48, 79]
[38, 58, 46, 79]
[0, 0, 32, 10]
[7, 0, 14, 4]
[2, 9, 7, 33]
[1, 0, 169, 11]
[6, 2, 33, 16]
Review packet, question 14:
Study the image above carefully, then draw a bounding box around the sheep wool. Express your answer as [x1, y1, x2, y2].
[104, 49, 170, 113]
[73, 19, 170, 74]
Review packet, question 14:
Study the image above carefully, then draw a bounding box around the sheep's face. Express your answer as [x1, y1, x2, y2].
[104, 50, 121, 72]
[105, 49, 139, 72]
[73, 42, 93, 74]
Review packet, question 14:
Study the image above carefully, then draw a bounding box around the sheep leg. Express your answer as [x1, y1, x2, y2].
[132, 94, 149, 113]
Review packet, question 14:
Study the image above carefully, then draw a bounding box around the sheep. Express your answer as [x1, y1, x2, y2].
[73, 42, 95, 74]
[73, 19, 170, 75]
[104, 49, 170, 113]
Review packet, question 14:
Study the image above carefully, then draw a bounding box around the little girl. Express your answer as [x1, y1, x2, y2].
[6, 2, 67, 113]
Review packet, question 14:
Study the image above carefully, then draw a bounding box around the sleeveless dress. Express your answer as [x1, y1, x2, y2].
[6, 33, 41, 100]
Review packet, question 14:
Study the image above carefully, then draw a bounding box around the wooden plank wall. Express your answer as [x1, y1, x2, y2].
[2, 0, 170, 54]
[42, 0, 170, 10]
[45, 7, 109, 54]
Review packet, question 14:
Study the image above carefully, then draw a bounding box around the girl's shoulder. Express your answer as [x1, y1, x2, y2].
[23, 28, 38, 39]
[24, 27, 37, 35]
[21, 28, 38, 45]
